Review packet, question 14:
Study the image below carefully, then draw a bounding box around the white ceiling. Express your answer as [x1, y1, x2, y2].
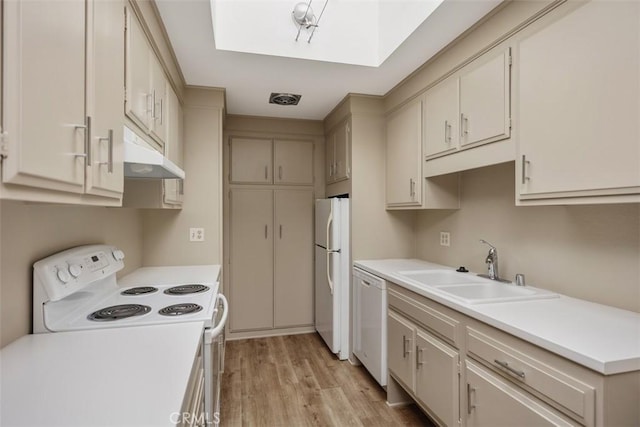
[155, 0, 503, 120]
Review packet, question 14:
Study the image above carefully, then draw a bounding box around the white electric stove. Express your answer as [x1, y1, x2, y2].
[32, 244, 227, 426]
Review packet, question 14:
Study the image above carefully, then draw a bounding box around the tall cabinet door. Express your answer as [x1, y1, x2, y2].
[229, 189, 274, 331]
[3, 0, 86, 193]
[274, 189, 313, 327]
[85, 0, 124, 198]
[385, 99, 423, 206]
[125, 7, 151, 132]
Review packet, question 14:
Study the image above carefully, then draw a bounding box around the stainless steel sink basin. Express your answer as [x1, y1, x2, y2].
[398, 269, 485, 286]
[396, 269, 559, 304]
[434, 283, 559, 304]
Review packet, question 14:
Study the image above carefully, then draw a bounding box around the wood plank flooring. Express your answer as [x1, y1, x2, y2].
[220, 333, 435, 426]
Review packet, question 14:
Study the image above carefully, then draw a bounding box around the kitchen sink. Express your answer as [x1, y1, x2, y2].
[396, 269, 559, 304]
[434, 283, 559, 304]
[397, 269, 486, 286]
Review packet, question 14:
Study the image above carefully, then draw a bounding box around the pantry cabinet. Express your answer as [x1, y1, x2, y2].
[1, 0, 124, 204]
[229, 188, 313, 332]
[229, 137, 313, 185]
[423, 48, 511, 161]
[326, 119, 350, 183]
[516, 0, 640, 204]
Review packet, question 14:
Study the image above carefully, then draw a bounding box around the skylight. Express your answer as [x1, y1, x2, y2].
[210, 0, 446, 67]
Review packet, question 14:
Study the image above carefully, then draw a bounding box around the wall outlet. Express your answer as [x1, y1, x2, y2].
[440, 231, 451, 247]
[190, 228, 205, 242]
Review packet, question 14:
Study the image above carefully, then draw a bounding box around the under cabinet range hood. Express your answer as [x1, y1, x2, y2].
[123, 126, 185, 179]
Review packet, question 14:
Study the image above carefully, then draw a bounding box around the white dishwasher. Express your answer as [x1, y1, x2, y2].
[353, 267, 387, 387]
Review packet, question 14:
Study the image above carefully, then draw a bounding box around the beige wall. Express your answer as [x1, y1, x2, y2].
[142, 88, 225, 267]
[414, 162, 640, 313]
[0, 201, 143, 347]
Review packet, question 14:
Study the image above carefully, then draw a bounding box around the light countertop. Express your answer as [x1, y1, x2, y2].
[354, 258, 640, 375]
[0, 322, 204, 427]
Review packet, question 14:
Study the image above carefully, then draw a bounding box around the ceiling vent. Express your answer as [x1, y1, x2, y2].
[269, 93, 302, 106]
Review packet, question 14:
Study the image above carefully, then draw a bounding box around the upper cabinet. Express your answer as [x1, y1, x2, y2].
[385, 98, 460, 210]
[124, 6, 166, 150]
[424, 48, 511, 160]
[229, 137, 313, 186]
[515, 0, 640, 204]
[386, 98, 423, 207]
[1, 0, 124, 205]
[326, 120, 350, 184]
[163, 85, 184, 206]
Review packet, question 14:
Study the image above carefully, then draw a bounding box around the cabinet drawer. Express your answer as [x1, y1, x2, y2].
[388, 288, 459, 346]
[467, 327, 595, 425]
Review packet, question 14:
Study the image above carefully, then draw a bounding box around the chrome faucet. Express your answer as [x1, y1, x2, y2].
[479, 239, 508, 282]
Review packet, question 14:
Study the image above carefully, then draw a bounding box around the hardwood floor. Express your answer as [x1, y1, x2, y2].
[220, 333, 435, 426]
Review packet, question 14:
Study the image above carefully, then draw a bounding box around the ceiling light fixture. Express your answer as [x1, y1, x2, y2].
[292, 0, 328, 43]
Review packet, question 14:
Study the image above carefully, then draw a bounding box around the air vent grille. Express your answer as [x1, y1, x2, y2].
[269, 93, 302, 106]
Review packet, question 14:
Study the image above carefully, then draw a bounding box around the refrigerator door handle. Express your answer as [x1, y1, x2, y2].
[326, 250, 334, 295]
[326, 210, 333, 251]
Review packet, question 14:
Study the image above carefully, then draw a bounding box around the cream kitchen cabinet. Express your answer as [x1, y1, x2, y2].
[423, 48, 511, 161]
[516, 0, 640, 204]
[229, 188, 313, 332]
[388, 287, 461, 427]
[326, 119, 350, 184]
[124, 6, 167, 150]
[385, 98, 460, 210]
[229, 137, 313, 185]
[163, 85, 184, 206]
[466, 361, 576, 427]
[385, 98, 423, 207]
[1, 0, 124, 205]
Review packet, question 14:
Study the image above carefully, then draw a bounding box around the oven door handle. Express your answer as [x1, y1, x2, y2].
[205, 294, 228, 342]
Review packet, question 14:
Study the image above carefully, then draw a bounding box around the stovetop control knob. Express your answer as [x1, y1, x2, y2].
[69, 263, 82, 278]
[112, 249, 125, 261]
[56, 267, 71, 283]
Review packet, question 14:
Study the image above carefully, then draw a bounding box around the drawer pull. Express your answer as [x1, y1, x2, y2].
[416, 346, 424, 369]
[467, 383, 476, 415]
[494, 359, 525, 379]
[402, 335, 411, 358]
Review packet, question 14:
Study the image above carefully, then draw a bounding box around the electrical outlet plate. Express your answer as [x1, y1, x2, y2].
[190, 228, 205, 242]
[440, 231, 450, 247]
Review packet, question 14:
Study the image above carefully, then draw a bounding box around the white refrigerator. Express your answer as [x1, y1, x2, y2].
[314, 197, 350, 360]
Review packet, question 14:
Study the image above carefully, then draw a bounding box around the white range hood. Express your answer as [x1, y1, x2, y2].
[124, 126, 185, 180]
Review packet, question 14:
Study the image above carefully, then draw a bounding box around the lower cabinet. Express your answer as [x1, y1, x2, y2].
[388, 308, 460, 426]
[466, 361, 575, 427]
[229, 188, 313, 332]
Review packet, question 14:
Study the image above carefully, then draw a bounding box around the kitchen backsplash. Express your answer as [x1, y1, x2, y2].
[414, 162, 640, 313]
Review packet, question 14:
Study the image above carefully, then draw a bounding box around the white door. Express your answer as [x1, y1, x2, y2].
[315, 245, 340, 353]
[314, 198, 340, 250]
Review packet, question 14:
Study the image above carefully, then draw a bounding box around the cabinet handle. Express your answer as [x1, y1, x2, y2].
[461, 113, 469, 136]
[467, 384, 476, 415]
[279, 165, 283, 180]
[521, 155, 530, 185]
[361, 280, 371, 287]
[279, 224, 282, 239]
[494, 359, 526, 379]
[444, 120, 452, 143]
[416, 346, 424, 369]
[74, 116, 91, 167]
[264, 166, 268, 180]
[402, 335, 411, 358]
[409, 178, 416, 198]
[158, 98, 164, 125]
[179, 179, 184, 196]
[98, 129, 114, 173]
[264, 225, 268, 239]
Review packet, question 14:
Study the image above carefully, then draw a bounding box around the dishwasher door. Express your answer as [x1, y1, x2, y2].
[353, 267, 387, 386]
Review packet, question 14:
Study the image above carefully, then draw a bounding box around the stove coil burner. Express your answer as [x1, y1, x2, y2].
[88, 304, 152, 322]
[159, 303, 203, 316]
[120, 286, 158, 296]
[163, 284, 210, 295]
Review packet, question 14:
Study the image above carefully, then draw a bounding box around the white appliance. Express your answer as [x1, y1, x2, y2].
[353, 267, 387, 386]
[314, 197, 350, 360]
[124, 125, 185, 179]
[32, 244, 227, 426]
